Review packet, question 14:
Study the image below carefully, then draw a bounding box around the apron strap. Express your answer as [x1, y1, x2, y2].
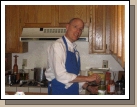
[48, 81, 52, 95]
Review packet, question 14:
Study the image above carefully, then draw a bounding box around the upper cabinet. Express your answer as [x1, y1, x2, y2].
[19, 5, 55, 27]
[109, 5, 125, 68]
[55, 5, 90, 27]
[89, 5, 125, 68]
[20, 5, 90, 28]
[5, 5, 28, 53]
[89, 5, 110, 54]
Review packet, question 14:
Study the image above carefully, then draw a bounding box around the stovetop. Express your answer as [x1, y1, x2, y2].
[7, 79, 48, 87]
[19, 79, 48, 87]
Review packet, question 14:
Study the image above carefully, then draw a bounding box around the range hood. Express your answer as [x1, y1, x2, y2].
[20, 27, 89, 42]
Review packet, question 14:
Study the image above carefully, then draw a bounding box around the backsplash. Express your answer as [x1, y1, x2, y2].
[12, 41, 124, 71]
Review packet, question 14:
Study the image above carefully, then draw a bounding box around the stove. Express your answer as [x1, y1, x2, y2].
[19, 79, 48, 87]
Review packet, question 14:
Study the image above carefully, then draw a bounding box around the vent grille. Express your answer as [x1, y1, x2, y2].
[43, 28, 66, 33]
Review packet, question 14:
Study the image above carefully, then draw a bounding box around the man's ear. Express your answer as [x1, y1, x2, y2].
[66, 24, 69, 30]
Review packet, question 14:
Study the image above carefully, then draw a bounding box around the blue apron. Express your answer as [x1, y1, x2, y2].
[48, 36, 80, 95]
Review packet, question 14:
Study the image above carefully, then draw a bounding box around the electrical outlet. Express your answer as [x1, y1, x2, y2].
[102, 60, 108, 68]
[23, 59, 27, 67]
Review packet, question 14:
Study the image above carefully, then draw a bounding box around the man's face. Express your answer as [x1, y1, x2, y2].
[65, 19, 84, 43]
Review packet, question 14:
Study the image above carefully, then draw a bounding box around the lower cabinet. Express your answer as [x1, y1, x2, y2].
[5, 86, 48, 95]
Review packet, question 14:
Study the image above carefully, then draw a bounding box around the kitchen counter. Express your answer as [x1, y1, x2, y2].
[5, 84, 86, 95]
[5, 84, 48, 95]
[5, 91, 48, 95]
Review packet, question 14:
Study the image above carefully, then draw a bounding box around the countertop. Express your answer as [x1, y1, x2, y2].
[5, 84, 86, 95]
[5, 91, 48, 95]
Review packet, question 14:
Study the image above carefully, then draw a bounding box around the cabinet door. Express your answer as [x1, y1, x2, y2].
[117, 5, 125, 68]
[20, 5, 55, 27]
[110, 5, 125, 68]
[5, 5, 20, 53]
[109, 5, 115, 53]
[55, 5, 90, 27]
[121, 5, 125, 68]
[5, 5, 28, 53]
[89, 5, 107, 53]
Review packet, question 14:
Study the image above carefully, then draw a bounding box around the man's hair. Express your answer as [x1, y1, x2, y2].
[68, 18, 84, 25]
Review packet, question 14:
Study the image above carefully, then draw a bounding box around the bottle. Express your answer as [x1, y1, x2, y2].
[13, 55, 18, 75]
[22, 64, 25, 80]
[105, 71, 111, 85]
[105, 71, 111, 93]
[107, 73, 115, 95]
[119, 74, 125, 95]
[120, 75, 125, 88]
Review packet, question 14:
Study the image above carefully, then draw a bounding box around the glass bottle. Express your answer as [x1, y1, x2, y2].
[105, 71, 111, 94]
[107, 73, 115, 95]
[13, 55, 18, 75]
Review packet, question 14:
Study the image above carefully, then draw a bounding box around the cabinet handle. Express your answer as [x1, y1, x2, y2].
[106, 44, 107, 49]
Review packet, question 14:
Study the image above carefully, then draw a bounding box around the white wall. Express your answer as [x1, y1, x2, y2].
[12, 41, 124, 71]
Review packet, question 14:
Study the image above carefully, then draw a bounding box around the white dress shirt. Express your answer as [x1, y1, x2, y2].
[45, 36, 85, 93]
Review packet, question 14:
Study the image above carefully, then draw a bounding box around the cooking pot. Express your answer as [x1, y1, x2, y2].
[5, 74, 16, 85]
[34, 67, 46, 82]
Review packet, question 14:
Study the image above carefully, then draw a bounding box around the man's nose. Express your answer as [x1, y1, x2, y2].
[76, 28, 81, 33]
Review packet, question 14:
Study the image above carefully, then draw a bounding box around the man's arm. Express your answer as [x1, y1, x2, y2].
[69, 73, 101, 84]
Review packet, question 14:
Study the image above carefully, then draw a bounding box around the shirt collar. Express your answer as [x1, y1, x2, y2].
[64, 35, 77, 49]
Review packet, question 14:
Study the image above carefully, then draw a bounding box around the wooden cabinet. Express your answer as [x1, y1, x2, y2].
[109, 5, 125, 68]
[5, 5, 28, 53]
[5, 53, 12, 70]
[89, 5, 110, 54]
[89, 5, 125, 68]
[20, 5, 90, 27]
[55, 5, 90, 27]
[20, 5, 55, 27]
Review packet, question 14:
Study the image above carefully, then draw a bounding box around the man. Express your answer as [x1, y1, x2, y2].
[45, 18, 101, 95]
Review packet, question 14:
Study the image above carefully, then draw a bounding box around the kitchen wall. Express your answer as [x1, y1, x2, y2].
[12, 41, 124, 72]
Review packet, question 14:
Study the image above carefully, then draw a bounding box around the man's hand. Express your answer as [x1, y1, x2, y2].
[86, 73, 101, 84]
[87, 86, 99, 94]
[82, 83, 99, 94]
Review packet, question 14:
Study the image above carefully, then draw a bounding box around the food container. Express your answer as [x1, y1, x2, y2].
[5, 74, 16, 85]
[88, 68, 110, 82]
[19, 73, 29, 80]
[34, 67, 46, 82]
[98, 90, 106, 95]
[98, 85, 106, 90]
